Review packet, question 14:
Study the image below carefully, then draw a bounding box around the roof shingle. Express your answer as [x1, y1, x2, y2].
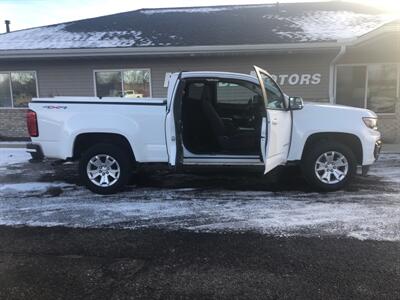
[0, 1, 395, 50]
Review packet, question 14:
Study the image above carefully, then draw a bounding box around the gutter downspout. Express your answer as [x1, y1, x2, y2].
[329, 45, 346, 103]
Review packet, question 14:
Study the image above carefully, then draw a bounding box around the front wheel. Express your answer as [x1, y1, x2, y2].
[79, 143, 132, 194]
[301, 142, 356, 191]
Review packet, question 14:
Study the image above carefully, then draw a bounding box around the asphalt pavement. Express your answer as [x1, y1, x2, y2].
[1, 149, 400, 299]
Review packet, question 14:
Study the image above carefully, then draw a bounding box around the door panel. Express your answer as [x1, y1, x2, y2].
[254, 66, 292, 174]
[165, 73, 180, 166]
[264, 109, 291, 173]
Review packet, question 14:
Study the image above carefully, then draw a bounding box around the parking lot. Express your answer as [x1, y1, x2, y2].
[1, 149, 400, 298]
[1, 149, 400, 240]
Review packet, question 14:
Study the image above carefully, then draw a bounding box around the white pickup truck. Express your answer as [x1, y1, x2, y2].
[27, 66, 381, 194]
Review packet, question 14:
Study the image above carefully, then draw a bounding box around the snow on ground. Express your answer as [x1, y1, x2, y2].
[1, 187, 400, 241]
[0, 182, 73, 193]
[0, 150, 400, 241]
[0, 148, 31, 167]
[367, 153, 400, 183]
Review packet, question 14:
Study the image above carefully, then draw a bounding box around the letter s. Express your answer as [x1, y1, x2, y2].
[311, 73, 321, 85]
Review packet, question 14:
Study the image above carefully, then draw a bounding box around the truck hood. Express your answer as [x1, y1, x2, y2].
[303, 102, 377, 118]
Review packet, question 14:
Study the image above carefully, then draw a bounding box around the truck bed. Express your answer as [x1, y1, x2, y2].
[29, 97, 169, 162]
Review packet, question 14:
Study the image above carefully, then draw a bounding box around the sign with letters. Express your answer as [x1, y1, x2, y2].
[164, 71, 322, 88]
[249, 71, 321, 86]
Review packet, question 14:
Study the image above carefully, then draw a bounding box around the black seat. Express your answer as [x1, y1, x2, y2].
[201, 85, 258, 154]
[201, 86, 227, 136]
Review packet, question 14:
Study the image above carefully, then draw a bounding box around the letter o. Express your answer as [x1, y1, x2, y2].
[288, 74, 300, 85]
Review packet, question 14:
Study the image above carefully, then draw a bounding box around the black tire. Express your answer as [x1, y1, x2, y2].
[301, 141, 356, 191]
[79, 143, 133, 194]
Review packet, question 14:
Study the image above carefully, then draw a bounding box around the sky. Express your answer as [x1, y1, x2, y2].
[0, 0, 399, 32]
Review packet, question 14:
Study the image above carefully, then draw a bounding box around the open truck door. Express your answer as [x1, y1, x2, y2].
[254, 66, 292, 174]
[165, 72, 182, 167]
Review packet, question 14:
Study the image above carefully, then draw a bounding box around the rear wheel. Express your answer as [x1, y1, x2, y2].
[301, 141, 356, 191]
[79, 143, 132, 194]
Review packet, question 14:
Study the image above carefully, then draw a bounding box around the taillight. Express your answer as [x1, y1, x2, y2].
[27, 109, 38, 137]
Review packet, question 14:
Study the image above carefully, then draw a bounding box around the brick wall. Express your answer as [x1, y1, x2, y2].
[0, 109, 28, 139]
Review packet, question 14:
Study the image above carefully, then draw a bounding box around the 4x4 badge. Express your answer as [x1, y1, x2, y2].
[43, 105, 67, 109]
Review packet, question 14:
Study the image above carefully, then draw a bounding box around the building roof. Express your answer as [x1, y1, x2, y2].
[0, 1, 396, 51]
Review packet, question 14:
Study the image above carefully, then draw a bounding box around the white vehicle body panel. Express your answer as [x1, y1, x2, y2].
[265, 109, 292, 171]
[287, 102, 380, 165]
[30, 97, 168, 162]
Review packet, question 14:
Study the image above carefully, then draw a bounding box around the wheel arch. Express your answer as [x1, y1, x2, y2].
[301, 132, 363, 165]
[72, 132, 136, 162]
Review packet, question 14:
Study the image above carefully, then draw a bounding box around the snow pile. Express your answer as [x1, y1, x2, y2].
[266, 11, 394, 42]
[0, 148, 31, 167]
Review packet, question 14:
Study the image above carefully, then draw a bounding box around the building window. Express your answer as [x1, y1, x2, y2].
[95, 71, 122, 97]
[94, 69, 151, 98]
[367, 65, 398, 114]
[336, 64, 399, 114]
[0, 71, 38, 108]
[336, 66, 366, 108]
[0, 73, 12, 107]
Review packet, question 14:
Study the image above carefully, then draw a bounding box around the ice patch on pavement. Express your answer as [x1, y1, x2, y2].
[0, 182, 73, 193]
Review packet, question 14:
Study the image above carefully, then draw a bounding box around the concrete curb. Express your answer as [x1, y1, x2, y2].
[0, 142, 28, 149]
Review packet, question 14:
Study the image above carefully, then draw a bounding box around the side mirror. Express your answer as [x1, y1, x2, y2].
[289, 96, 304, 110]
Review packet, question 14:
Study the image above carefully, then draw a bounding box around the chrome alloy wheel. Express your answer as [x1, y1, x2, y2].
[86, 154, 121, 187]
[314, 151, 349, 185]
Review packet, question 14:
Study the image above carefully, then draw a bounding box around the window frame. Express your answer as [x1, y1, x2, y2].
[0, 70, 39, 109]
[334, 63, 400, 115]
[93, 68, 152, 98]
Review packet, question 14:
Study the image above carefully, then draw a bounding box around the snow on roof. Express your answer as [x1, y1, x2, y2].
[0, 25, 151, 50]
[140, 7, 231, 14]
[0, 2, 396, 51]
[267, 10, 393, 42]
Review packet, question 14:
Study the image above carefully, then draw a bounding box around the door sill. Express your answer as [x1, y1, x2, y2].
[183, 155, 262, 165]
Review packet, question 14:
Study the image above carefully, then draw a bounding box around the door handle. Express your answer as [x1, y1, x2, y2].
[272, 118, 278, 125]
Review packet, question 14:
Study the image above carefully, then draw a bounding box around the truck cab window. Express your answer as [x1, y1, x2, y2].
[260, 74, 285, 110]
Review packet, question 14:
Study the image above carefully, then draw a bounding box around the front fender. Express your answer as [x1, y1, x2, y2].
[288, 104, 373, 162]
